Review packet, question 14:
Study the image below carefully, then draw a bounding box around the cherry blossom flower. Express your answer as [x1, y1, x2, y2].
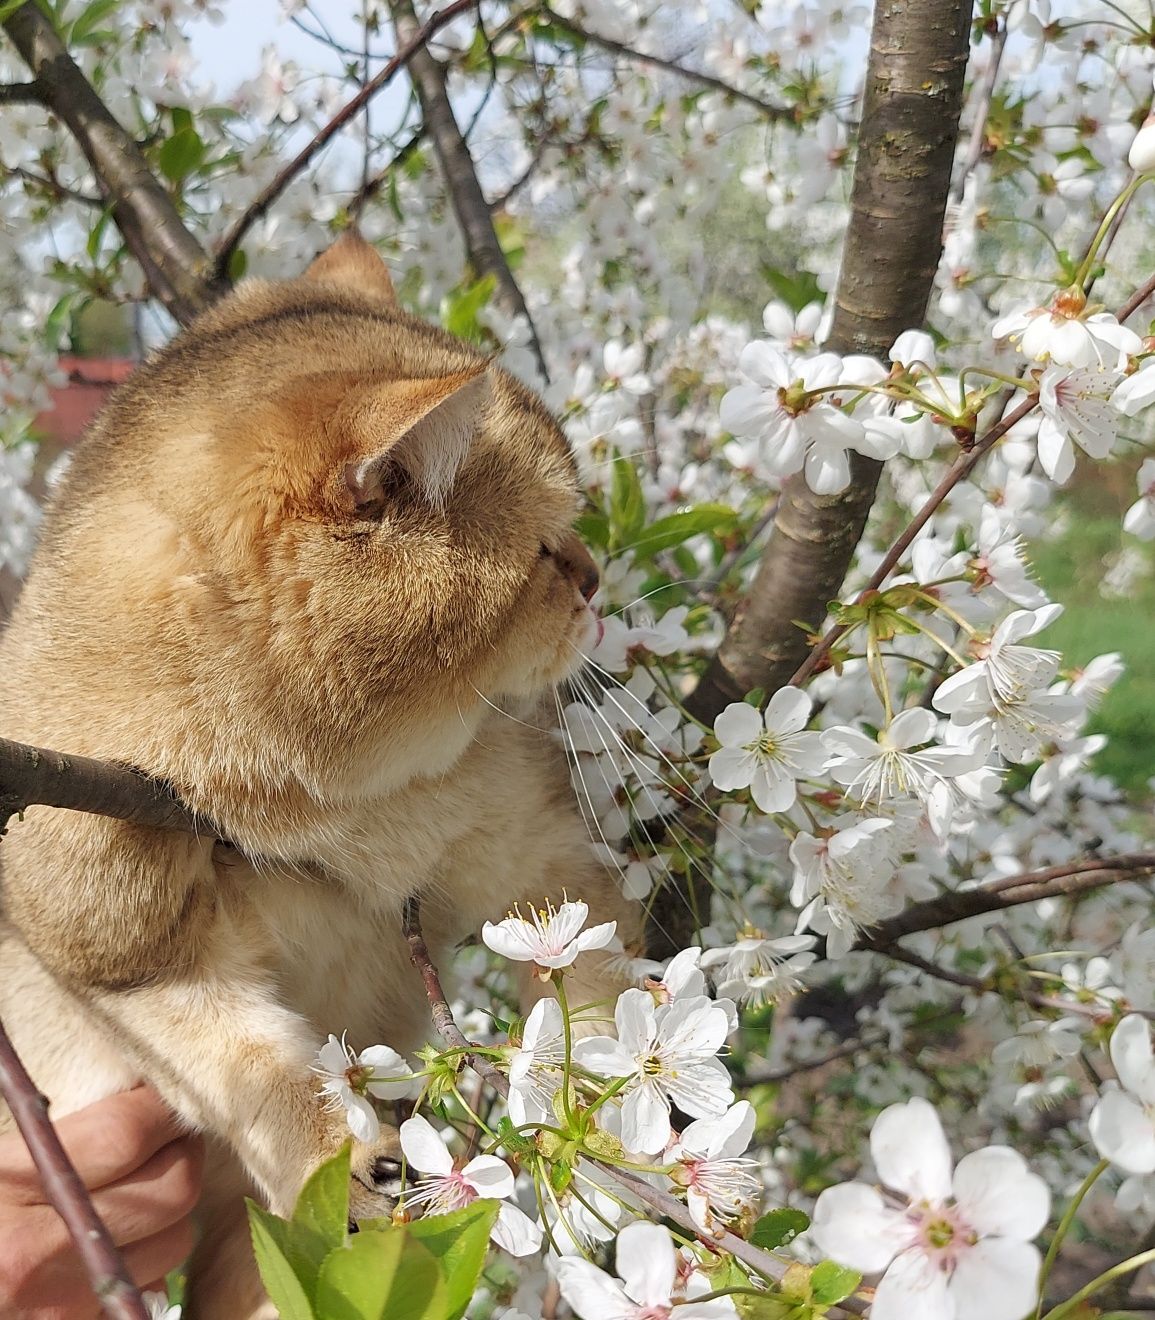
[719, 344, 869, 493]
[698, 931, 817, 1007]
[1089, 1015, 1155, 1175]
[992, 297, 1141, 370]
[790, 818, 900, 958]
[934, 606, 1062, 710]
[889, 328, 937, 370]
[1124, 457, 1155, 539]
[708, 688, 827, 813]
[144, 1295, 181, 1320]
[821, 709, 984, 836]
[556, 1221, 739, 1319]
[669, 1101, 762, 1234]
[1036, 365, 1122, 483]
[603, 339, 652, 395]
[972, 505, 1048, 609]
[482, 899, 618, 971]
[762, 299, 824, 350]
[313, 1034, 418, 1143]
[399, 1115, 543, 1256]
[573, 989, 733, 1154]
[811, 1097, 1050, 1320]
[507, 998, 566, 1127]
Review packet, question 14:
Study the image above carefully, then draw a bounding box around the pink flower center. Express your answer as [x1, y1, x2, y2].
[631, 1309, 671, 1320]
[907, 1200, 978, 1272]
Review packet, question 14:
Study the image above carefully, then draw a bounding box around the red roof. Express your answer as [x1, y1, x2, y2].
[34, 355, 136, 445]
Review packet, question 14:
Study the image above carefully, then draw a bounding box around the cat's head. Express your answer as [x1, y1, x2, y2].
[59, 234, 601, 789]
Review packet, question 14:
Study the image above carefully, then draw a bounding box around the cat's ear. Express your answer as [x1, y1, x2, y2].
[303, 230, 396, 304]
[342, 366, 491, 515]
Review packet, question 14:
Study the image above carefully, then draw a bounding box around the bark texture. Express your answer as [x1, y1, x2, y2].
[389, 0, 549, 378]
[688, 0, 973, 723]
[2, 3, 222, 325]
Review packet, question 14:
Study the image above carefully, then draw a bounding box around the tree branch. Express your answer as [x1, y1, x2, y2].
[0, 1020, 148, 1320]
[1, 2, 221, 325]
[214, 0, 479, 281]
[538, 6, 795, 122]
[388, 0, 550, 381]
[6, 164, 102, 209]
[686, 0, 973, 724]
[859, 852, 1155, 949]
[0, 735, 201, 835]
[0, 77, 43, 104]
[400, 896, 865, 1315]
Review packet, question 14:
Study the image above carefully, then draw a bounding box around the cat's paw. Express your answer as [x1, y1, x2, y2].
[348, 1126, 405, 1223]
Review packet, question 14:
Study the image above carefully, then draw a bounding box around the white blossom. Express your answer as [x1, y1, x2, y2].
[312, 1034, 417, 1143]
[708, 688, 827, 814]
[399, 1115, 543, 1256]
[1090, 1015, 1155, 1174]
[482, 899, 618, 971]
[811, 1098, 1050, 1320]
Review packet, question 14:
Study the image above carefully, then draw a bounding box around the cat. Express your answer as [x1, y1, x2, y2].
[0, 232, 640, 1317]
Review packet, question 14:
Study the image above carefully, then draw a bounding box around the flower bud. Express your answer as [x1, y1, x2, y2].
[1128, 113, 1155, 173]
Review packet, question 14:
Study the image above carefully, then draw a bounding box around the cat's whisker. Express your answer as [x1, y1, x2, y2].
[561, 671, 721, 943]
[468, 683, 551, 732]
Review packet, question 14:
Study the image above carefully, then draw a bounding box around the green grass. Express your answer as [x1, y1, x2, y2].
[1031, 508, 1155, 796]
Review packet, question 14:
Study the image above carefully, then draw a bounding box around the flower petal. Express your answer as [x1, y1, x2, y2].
[1110, 1014, 1155, 1104]
[620, 1080, 670, 1155]
[872, 1248, 953, 1320]
[1089, 1089, 1155, 1174]
[343, 1092, 380, 1144]
[951, 1147, 1050, 1241]
[555, 1259, 635, 1320]
[764, 685, 812, 734]
[713, 702, 765, 748]
[399, 1114, 453, 1177]
[462, 1154, 516, 1200]
[871, 1098, 952, 1202]
[616, 1221, 678, 1305]
[948, 1238, 1041, 1320]
[810, 1182, 909, 1274]
[491, 1201, 543, 1257]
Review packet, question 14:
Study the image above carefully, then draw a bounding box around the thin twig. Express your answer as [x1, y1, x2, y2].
[5, 165, 103, 208]
[539, 6, 796, 121]
[947, 15, 1008, 210]
[0, 1018, 148, 1320]
[400, 896, 865, 1315]
[0, 78, 44, 104]
[213, 0, 480, 279]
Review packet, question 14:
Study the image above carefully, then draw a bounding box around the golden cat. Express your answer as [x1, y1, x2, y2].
[0, 233, 639, 1316]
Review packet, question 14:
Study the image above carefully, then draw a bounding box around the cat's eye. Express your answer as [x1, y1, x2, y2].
[538, 543, 551, 559]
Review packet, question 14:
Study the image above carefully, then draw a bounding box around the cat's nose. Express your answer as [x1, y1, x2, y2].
[555, 533, 600, 602]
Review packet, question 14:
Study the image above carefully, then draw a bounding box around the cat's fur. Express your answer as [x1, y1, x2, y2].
[0, 235, 639, 1316]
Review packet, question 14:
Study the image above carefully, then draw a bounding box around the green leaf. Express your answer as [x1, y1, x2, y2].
[609, 452, 646, 547]
[810, 1261, 861, 1306]
[0, 0, 33, 21]
[760, 264, 824, 314]
[158, 127, 206, 183]
[294, 1144, 351, 1248]
[248, 1207, 317, 1320]
[405, 1201, 498, 1320]
[227, 246, 248, 281]
[69, 0, 119, 43]
[575, 510, 610, 552]
[626, 504, 737, 559]
[315, 1228, 449, 1320]
[440, 274, 496, 342]
[750, 1207, 810, 1251]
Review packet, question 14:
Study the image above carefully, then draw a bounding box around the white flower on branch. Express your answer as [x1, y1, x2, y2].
[399, 1114, 543, 1257]
[698, 931, 817, 1007]
[708, 688, 828, 814]
[312, 1034, 418, 1144]
[573, 989, 733, 1155]
[972, 505, 1049, 609]
[811, 1097, 1051, 1320]
[669, 1100, 763, 1235]
[556, 1220, 739, 1320]
[1089, 1014, 1155, 1175]
[482, 899, 619, 972]
[720, 344, 891, 493]
[1036, 364, 1122, 483]
[1112, 360, 1155, 417]
[507, 998, 566, 1128]
[822, 708, 986, 837]
[790, 818, 900, 958]
[992, 297, 1141, 370]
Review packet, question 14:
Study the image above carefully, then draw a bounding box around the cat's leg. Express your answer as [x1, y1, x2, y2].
[0, 811, 401, 1220]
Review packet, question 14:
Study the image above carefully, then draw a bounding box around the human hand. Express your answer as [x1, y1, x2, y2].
[0, 1086, 202, 1318]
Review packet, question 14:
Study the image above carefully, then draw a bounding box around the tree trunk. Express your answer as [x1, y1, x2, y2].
[687, 0, 973, 724]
